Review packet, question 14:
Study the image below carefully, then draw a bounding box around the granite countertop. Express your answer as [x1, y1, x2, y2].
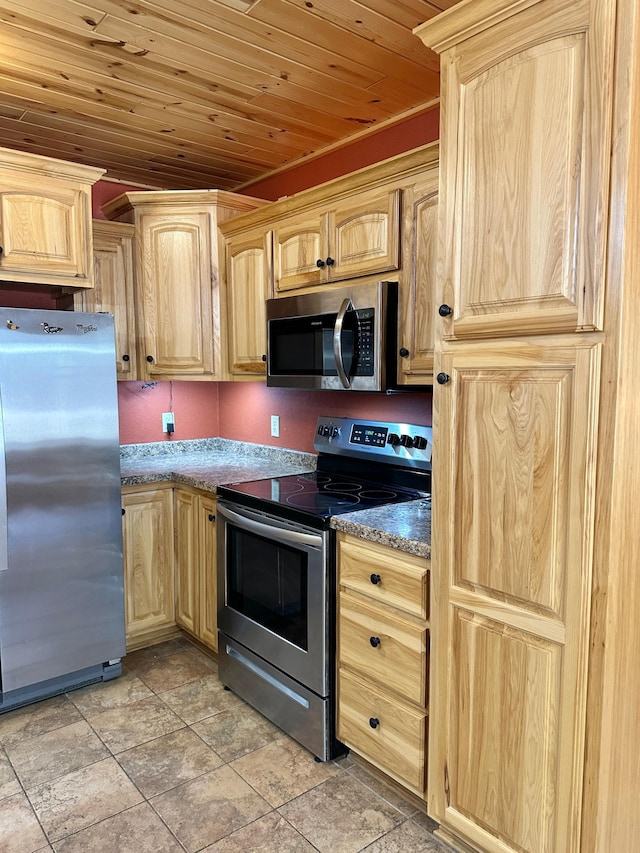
[330, 498, 431, 558]
[120, 438, 316, 492]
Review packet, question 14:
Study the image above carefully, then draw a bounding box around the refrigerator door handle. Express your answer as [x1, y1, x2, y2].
[0, 386, 6, 571]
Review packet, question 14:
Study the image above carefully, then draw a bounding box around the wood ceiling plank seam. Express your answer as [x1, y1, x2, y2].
[348, 0, 441, 30]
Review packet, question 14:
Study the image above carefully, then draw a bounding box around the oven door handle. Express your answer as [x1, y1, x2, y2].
[217, 502, 323, 549]
[333, 297, 354, 389]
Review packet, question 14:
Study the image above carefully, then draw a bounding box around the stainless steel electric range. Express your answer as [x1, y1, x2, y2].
[216, 415, 432, 761]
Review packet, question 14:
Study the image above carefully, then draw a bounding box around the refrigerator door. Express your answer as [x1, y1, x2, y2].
[0, 308, 125, 694]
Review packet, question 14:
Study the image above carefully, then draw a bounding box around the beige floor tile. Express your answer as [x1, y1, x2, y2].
[5, 720, 108, 789]
[53, 802, 183, 852]
[67, 671, 153, 716]
[151, 764, 271, 853]
[116, 727, 224, 797]
[231, 737, 342, 807]
[203, 811, 317, 852]
[0, 791, 48, 853]
[28, 756, 143, 842]
[86, 695, 185, 753]
[347, 763, 420, 817]
[279, 773, 404, 853]
[123, 640, 186, 673]
[133, 650, 216, 693]
[192, 702, 284, 762]
[362, 818, 453, 852]
[160, 674, 242, 724]
[0, 745, 21, 801]
[0, 696, 81, 748]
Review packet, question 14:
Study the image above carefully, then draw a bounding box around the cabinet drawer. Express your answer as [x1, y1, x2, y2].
[338, 669, 427, 794]
[338, 536, 428, 619]
[339, 595, 427, 706]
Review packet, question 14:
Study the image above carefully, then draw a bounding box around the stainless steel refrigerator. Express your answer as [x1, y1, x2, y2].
[0, 307, 125, 712]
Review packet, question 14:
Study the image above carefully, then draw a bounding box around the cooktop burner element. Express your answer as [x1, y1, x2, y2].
[217, 416, 432, 529]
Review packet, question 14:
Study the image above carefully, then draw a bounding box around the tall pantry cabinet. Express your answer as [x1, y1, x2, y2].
[416, 1, 640, 852]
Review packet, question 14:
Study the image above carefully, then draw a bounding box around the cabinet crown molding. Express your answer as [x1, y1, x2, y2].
[0, 145, 105, 183]
[102, 188, 267, 220]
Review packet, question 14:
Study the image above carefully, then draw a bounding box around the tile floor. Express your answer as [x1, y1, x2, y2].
[0, 638, 452, 852]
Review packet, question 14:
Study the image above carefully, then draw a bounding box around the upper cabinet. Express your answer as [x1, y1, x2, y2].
[273, 187, 401, 293]
[103, 190, 264, 381]
[0, 147, 104, 288]
[73, 220, 137, 379]
[417, 0, 614, 341]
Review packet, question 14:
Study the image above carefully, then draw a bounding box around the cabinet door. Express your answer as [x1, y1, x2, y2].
[198, 495, 218, 651]
[0, 174, 92, 286]
[430, 340, 600, 853]
[273, 211, 325, 292]
[174, 489, 198, 636]
[121, 488, 175, 648]
[430, 0, 615, 339]
[225, 228, 272, 376]
[328, 187, 400, 282]
[398, 179, 438, 381]
[137, 212, 214, 376]
[76, 221, 137, 379]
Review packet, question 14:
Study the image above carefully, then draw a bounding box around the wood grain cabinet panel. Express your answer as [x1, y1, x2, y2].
[0, 149, 103, 287]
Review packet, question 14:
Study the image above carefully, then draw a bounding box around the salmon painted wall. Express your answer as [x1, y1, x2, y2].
[118, 381, 220, 445]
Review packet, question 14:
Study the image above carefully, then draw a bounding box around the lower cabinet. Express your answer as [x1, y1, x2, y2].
[174, 487, 218, 652]
[121, 485, 177, 651]
[337, 532, 430, 797]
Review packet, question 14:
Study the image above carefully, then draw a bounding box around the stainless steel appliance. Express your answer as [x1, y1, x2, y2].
[217, 415, 432, 760]
[0, 307, 125, 712]
[267, 280, 407, 392]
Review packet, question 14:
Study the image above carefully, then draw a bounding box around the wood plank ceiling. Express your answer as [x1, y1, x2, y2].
[0, 0, 459, 190]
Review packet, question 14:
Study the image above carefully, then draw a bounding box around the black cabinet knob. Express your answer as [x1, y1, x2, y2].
[261, 354, 267, 362]
[146, 355, 154, 363]
[316, 258, 325, 268]
[369, 717, 380, 729]
[436, 372, 450, 385]
[439, 304, 453, 317]
[121, 508, 125, 516]
[369, 636, 381, 648]
[399, 347, 410, 358]
[370, 573, 381, 585]
[122, 354, 130, 362]
[326, 256, 335, 266]
[0, 246, 3, 256]
[208, 513, 215, 522]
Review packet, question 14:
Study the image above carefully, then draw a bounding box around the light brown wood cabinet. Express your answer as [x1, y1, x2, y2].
[273, 187, 401, 293]
[415, 2, 617, 851]
[0, 147, 104, 288]
[121, 485, 177, 651]
[337, 533, 430, 796]
[72, 220, 137, 379]
[223, 226, 272, 377]
[103, 190, 263, 381]
[174, 487, 218, 652]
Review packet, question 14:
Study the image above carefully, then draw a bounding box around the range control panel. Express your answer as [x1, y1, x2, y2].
[314, 416, 432, 471]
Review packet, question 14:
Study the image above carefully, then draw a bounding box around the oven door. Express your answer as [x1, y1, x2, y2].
[217, 500, 330, 697]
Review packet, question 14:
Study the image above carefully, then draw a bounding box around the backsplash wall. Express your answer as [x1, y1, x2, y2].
[117, 380, 432, 452]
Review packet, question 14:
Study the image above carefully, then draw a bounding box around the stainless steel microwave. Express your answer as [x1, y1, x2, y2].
[266, 280, 399, 392]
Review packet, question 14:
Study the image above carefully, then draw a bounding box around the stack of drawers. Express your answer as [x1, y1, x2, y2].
[336, 532, 430, 796]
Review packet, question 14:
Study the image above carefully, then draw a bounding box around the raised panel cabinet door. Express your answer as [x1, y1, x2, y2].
[328, 188, 400, 282]
[398, 179, 438, 381]
[429, 340, 601, 853]
[273, 211, 325, 292]
[174, 489, 198, 637]
[138, 212, 214, 376]
[0, 177, 92, 286]
[121, 488, 175, 646]
[198, 495, 217, 651]
[76, 221, 137, 378]
[417, 0, 616, 339]
[225, 228, 272, 375]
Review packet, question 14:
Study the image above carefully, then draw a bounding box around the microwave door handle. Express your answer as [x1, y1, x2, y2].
[333, 297, 353, 389]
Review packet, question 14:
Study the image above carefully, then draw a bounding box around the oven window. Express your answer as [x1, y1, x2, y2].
[227, 526, 308, 650]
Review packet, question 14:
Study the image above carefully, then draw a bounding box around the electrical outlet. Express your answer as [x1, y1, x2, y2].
[162, 412, 175, 433]
[270, 415, 280, 437]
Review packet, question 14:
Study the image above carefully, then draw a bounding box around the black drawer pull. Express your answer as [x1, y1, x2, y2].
[369, 717, 380, 729]
[438, 303, 453, 317]
[370, 573, 381, 585]
[436, 372, 450, 385]
[208, 513, 215, 522]
[316, 258, 325, 268]
[146, 355, 154, 363]
[369, 636, 381, 648]
[122, 354, 130, 362]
